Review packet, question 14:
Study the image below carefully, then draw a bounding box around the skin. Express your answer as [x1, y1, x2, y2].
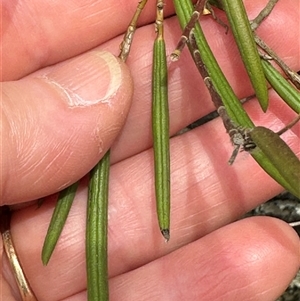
[1, 0, 300, 300]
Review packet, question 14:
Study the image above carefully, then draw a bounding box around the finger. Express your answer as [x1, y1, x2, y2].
[2, 0, 297, 81]
[1, 0, 176, 80]
[6, 215, 299, 300]
[108, 217, 300, 301]
[20, 219, 298, 301]
[0, 242, 16, 301]
[1, 50, 133, 205]
[7, 97, 299, 300]
[3, 1, 299, 167]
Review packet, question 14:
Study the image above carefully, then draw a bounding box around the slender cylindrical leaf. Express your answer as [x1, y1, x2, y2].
[261, 59, 300, 113]
[86, 151, 110, 301]
[152, 1, 170, 241]
[42, 181, 79, 265]
[222, 0, 269, 111]
[173, 0, 254, 128]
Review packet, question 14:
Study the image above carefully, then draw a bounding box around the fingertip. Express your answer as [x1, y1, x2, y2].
[169, 216, 300, 301]
[251, 216, 300, 268]
[1, 51, 133, 204]
[106, 215, 300, 301]
[219, 216, 300, 300]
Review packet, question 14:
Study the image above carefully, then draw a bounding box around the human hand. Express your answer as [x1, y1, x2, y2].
[1, 1, 299, 300]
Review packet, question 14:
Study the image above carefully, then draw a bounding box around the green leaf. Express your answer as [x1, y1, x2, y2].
[42, 181, 78, 265]
[173, 0, 254, 128]
[86, 151, 110, 301]
[222, 0, 269, 111]
[249, 127, 300, 198]
[152, 2, 170, 241]
[261, 59, 300, 113]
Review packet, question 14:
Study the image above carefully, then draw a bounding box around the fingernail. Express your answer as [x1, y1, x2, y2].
[43, 51, 122, 107]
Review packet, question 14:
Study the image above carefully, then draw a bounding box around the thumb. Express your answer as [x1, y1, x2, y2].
[1, 50, 133, 205]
